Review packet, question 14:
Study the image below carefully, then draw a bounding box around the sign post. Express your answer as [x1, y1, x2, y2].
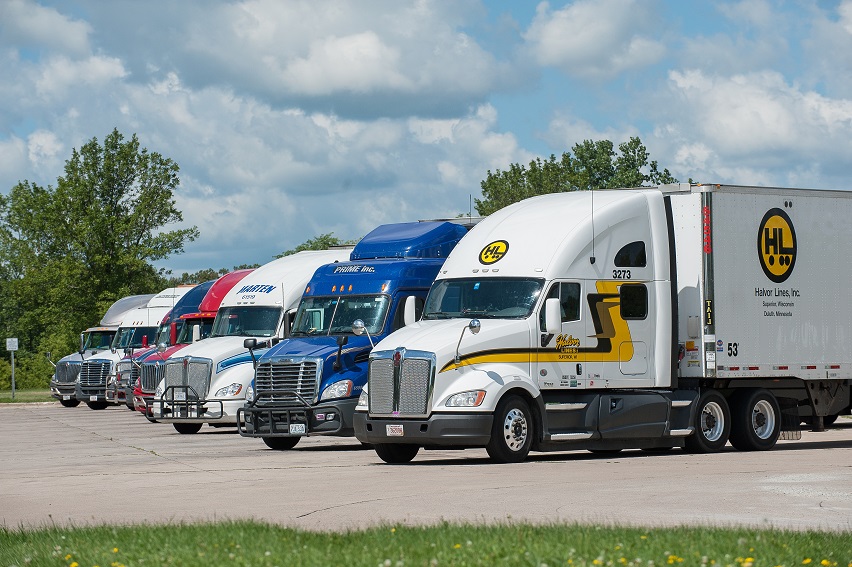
[6, 338, 18, 400]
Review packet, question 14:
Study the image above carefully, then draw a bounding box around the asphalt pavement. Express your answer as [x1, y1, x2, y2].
[1, 402, 850, 532]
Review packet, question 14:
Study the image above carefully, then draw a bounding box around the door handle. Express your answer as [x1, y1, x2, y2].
[576, 363, 582, 375]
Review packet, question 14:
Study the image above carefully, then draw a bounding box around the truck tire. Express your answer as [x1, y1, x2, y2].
[729, 389, 780, 451]
[684, 390, 730, 453]
[486, 395, 533, 463]
[86, 401, 109, 410]
[59, 399, 80, 408]
[173, 423, 203, 434]
[263, 436, 300, 450]
[374, 443, 419, 464]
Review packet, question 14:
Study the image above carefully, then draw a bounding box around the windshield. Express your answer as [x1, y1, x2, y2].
[82, 330, 115, 350]
[423, 278, 544, 320]
[112, 326, 158, 349]
[211, 306, 281, 338]
[291, 295, 390, 336]
[176, 318, 214, 344]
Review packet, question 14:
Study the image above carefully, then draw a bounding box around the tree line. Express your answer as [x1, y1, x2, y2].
[0, 129, 674, 389]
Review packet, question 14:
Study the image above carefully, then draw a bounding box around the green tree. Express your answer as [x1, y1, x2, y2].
[0, 129, 198, 385]
[277, 233, 357, 257]
[476, 136, 677, 216]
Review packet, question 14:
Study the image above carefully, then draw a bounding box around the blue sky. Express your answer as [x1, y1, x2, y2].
[2, 0, 852, 275]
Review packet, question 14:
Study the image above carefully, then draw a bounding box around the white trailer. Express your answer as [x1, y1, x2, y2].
[354, 184, 852, 463]
[149, 249, 351, 434]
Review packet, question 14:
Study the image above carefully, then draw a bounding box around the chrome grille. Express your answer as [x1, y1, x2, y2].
[255, 359, 320, 402]
[368, 352, 434, 417]
[130, 363, 140, 388]
[79, 361, 111, 386]
[163, 358, 212, 399]
[368, 359, 395, 414]
[55, 362, 81, 384]
[398, 359, 431, 415]
[140, 362, 165, 392]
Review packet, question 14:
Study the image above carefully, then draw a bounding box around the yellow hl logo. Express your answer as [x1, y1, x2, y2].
[757, 207, 797, 283]
[479, 240, 509, 265]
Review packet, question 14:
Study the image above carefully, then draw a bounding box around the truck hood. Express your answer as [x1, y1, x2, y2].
[263, 335, 373, 361]
[372, 318, 533, 374]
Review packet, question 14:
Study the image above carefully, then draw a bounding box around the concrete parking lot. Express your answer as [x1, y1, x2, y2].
[1, 403, 851, 532]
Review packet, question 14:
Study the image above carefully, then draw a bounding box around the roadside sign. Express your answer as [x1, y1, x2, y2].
[6, 338, 17, 351]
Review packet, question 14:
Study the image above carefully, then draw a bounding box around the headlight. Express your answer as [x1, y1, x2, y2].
[245, 382, 255, 404]
[215, 383, 243, 398]
[445, 390, 486, 407]
[320, 380, 353, 401]
[355, 388, 368, 410]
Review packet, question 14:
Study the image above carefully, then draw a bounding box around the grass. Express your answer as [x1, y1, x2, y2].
[0, 389, 53, 403]
[0, 521, 849, 567]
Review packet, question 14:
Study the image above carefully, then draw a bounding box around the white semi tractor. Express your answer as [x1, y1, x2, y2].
[76, 286, 194, 410]
[149, 249, 351, 434]
[354, 184, 852, 463]
[48, 294, 155, 407]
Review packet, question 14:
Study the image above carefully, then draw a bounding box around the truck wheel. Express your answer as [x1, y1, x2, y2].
[374, 443, 419, 464]
[86, 401, 109, 410]
[684, 390, 730, 453]
[263, 436, 300, 450]
[729, 389, 780, 451]
[173, 423, 203, 434]
[486, 395, 533, 463]
[59, 399, 80, 408]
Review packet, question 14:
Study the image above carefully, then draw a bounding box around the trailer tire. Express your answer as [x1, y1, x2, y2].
[173, 423, 203, 434]
[262, 436, 300, 450]
[486, 395, 533, 463]
[684, 390, 730, 453]
[729, 389, 780, 451]
[374, 443, 419, 464]
[86, 401, 109, 410]
[59, 399, 80, 408]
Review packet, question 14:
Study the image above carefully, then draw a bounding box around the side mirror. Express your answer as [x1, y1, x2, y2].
[403, 295, 417, 326]
[545, 298, 562, 336]
[352, 319, 374, 347]
[142, 335, 149, 348]
[192, 325, 201, 343]
[157, 342, 168, 353]
[78, 334, 86, 355]
[170, 322, 178, 345]
[244, 338, 258, 350]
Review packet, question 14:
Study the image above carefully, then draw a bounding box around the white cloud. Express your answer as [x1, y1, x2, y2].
[523, 0, 665, 79]
[0, 0, 91, 55]
[35, 55, 127, 100]
[26, 129, 63, 170]
[657, 69, 852, 186]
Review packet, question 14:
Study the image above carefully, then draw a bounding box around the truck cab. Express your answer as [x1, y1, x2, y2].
[238, 221, 469, 449]
[134, 269, 253, 415]
[76, 286, 194, 410]
[49, 294, 155, 407]
[148, 250, 351, 434]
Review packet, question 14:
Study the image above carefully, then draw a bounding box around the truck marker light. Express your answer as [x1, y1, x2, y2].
[746, 366, 759, 371]
[826, 364, 840, 369]
[802, 365, 817, 369]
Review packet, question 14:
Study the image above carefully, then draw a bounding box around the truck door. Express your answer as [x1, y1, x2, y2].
[584, 279, 654, 388]
[535, 281, 586, 389]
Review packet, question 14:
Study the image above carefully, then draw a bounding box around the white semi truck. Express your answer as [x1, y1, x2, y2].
[49, 294, 155, 407]
[76, 286, 194, 410]
[354, 184, 852, 463]
[149, 249, 351, 434]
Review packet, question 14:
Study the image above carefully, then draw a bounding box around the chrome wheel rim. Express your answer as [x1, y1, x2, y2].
[700, 401, 725, 442]
[503, 407, 528, 451]
[752, 399, 776, 440]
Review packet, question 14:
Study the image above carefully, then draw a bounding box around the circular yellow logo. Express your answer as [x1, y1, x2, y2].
[479, 240, 509, 265]
[757, 208, 796, 283]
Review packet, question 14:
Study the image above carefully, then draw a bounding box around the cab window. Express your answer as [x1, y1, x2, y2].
[615, 241, 646, 267]
[620, 284, 648, 319]
[539, 282, 581, 331]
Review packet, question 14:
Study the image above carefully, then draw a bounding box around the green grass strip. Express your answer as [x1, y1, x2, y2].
[0, 389, 53, 403]
[0, 521, 849, 567]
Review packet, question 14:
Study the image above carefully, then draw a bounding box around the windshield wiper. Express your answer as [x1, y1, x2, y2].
[423, 311, 454, 319]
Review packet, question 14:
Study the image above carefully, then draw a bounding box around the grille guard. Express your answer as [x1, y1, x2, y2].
[146, 384, 224, 422]
[237, 390, 344, 437]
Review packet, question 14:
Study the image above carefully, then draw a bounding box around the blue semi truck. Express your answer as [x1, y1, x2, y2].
[237, 220, 471, 449]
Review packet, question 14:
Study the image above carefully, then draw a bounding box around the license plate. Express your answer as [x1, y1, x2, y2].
[386, 424, 404, 437]
[89, 395, 97, 402]
[63, 395, 70, 401]
[289, 423, 306, 435]
[174, 391, 186, 401]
